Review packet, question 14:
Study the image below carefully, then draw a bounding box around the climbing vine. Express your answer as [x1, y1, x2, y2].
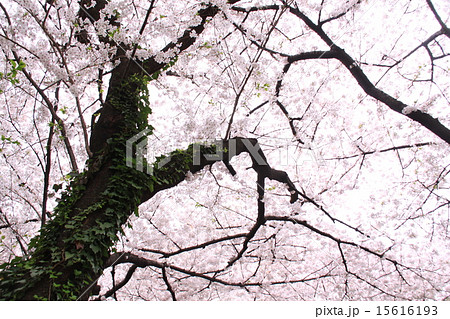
[0, 73, 150, 300]
[0, 62, 220, 300]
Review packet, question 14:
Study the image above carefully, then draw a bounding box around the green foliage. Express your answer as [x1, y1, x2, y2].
[255, 83, 270, 91]
[0, 59, 26, 86]
[149, 56, 178, 81]
[107, 27, 120, 39]
[255, 82, 270, 97]
[1, 134, 21, 146]
[200, 41, 213, 49]
[0, 134, 21, 152]
[108, 73, 154, 135]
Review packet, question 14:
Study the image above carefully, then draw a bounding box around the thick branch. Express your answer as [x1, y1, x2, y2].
[99, 264, 138, 300]
[280, 5, 450, 143]
[139, 137, 299, 204]
[276, 48, 450, 143]
[330, 46, 450, 143]
[426, 0, 450, 38]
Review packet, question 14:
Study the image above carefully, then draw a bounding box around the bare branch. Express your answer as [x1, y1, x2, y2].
[13, 57, 79, 172]
[231, 5, 279, 13]
[162, 266, 177, 301]
[140, 233, 247, 258]
[99, 264, 138, 300]
[318, 0, 364, 26]
[324, 142, 435, 161]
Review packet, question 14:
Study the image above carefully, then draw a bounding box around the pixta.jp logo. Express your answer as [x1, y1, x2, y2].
[126, 130, 326, 175]
[126, 129, 167, 175]
[126, 130, 228, 175]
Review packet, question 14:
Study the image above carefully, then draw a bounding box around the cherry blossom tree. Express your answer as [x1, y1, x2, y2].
[0, 0, 449, 300]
